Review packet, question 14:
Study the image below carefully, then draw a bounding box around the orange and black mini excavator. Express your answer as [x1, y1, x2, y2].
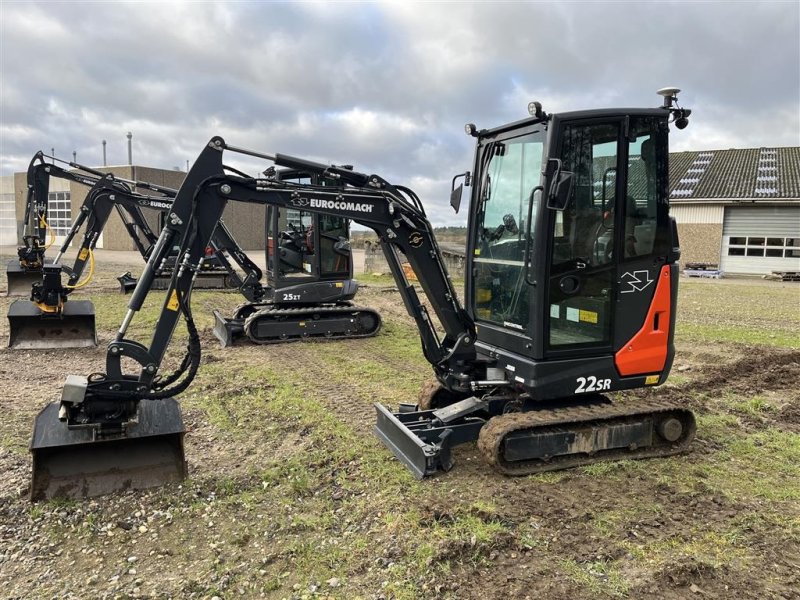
[31, 89, 694, 499]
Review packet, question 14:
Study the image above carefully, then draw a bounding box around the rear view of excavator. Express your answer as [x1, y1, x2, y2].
[31, 89, 695, 501]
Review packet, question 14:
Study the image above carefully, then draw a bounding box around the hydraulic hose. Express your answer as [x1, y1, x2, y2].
[39, 215, 57, 249]
[65, 248, 95, 289]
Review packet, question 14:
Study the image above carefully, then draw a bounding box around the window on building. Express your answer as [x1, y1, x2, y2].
[0, 192, 16, 245]
[728, 236, 798, 258]
[47, 191, 72, 238]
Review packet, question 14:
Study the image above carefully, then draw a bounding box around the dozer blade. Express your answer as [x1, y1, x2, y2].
[373, 400, 486, 478]
[153, 272, 230, 290]
[212, 309, 243, 347]
[375, 396, 696, 478]
[30, 398, 187, 501]
[5, 261, 41, 296]
[7, 299, 97, 350]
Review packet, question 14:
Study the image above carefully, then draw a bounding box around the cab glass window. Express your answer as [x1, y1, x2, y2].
[473, 131, 544, 330]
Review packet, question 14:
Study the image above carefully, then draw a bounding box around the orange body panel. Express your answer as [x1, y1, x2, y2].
[615, 265, 672, 376]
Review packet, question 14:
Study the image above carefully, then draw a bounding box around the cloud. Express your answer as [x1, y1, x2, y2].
[1, 1, 797, 225]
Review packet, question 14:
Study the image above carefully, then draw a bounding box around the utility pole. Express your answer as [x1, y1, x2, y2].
[127, 132, 133, 165]
[102, 140, 107, 166]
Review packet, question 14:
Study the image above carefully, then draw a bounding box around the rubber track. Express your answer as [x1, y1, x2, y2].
[232, 300, 355, 321]
[477, 398, 696, 476]
[242, 304, 381, 345]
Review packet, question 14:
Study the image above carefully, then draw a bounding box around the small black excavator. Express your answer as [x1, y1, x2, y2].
[32, 89, 695, 500]
[5, 155, 122, 348]
[212, 167, 381, 346]
[5, 153, 103, 296]
[7, 164, 262, 349]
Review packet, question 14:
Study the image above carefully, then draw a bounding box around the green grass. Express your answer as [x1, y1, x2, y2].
[676, 280, 800, 348]
[677, 323, 800, 348]
[5, 268, 799, 598]
[560, 558, 630, 597]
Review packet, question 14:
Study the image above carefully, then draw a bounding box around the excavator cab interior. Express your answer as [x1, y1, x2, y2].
[266, 207, 352, 282]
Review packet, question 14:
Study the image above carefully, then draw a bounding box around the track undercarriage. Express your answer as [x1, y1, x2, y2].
[375, 392, 695, 478]
[213, 301, 382, 346]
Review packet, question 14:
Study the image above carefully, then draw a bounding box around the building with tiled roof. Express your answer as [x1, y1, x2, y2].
[668, 146, 799, 276]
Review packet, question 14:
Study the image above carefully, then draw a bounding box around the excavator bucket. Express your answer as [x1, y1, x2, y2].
[117, 271, 138, 293]
[5, 261, 41, 296]
[7, 299, 97, 350]
[30, 396, 187, 501]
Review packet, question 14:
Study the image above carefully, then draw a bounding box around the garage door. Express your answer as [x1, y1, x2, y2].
[721, 206, 800, 275]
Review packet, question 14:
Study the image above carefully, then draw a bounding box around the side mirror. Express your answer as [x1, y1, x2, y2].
[450, 183, 463, 214]
[450, 171, 471, 213]
[546, 159, 575, 210]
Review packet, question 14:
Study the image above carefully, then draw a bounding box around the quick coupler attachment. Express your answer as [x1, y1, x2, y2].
[373, 397, 488, 479]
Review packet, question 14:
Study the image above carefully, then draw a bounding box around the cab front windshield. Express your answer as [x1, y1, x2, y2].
[473, 131, 544, 331]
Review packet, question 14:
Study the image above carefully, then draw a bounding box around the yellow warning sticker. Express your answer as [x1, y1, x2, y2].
[78, 248, 89, 261]
[645, 375, 660, 385]
[579, 309, 598, 324]
[335, 282, 343, 288]
[166, 290, 180, 311]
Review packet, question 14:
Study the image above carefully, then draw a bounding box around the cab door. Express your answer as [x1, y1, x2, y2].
[542, 117, 625, 357]
[468, 126, 546, 357]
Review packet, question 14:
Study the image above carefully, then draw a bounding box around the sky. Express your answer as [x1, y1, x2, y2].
[1, 1, 798, 226]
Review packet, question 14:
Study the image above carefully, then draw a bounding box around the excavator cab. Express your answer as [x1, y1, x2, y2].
[466, 111, 677, 387]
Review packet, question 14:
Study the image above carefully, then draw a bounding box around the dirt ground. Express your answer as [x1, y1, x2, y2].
[0, 251, 798, 600]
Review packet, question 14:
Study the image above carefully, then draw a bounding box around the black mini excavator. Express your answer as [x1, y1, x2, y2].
[32, 89, 695, 500]
[7, 155, 257, 349]
[212, 167, 381, 346]
[5, 153, 103, 296]
[7, 157, 181, 348]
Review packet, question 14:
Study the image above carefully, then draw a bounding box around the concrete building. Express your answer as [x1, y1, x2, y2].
[669, 147, 800, 275]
